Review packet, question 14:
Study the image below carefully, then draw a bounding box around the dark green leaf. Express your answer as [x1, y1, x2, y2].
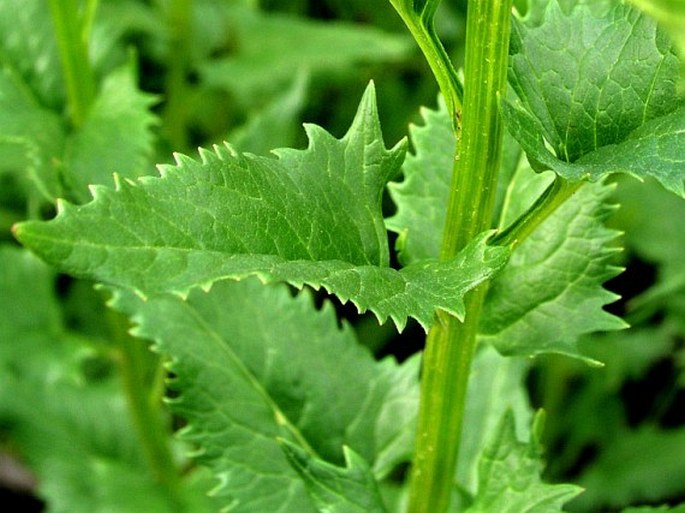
[504, 1, 685, 195]
[110, 278, 419, 512]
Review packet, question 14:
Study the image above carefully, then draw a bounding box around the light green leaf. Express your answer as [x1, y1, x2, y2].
[16, 84, 509, 330]
[0, 245, 60, 344]
[63, 64, 158, 202]
[386, 97, 455, 264]
[110, 278, 419, 512]
[457, 346, 532, 498]
[479, 179, 626, 363]
[200, 8, 410, 105]
[281, 441, 387, 513]
[0, 0, 65, 108]
[386, 96, 527, 265]
[627, 0, 685, 86]
[0, 65, 65, 199]
[465, 411, 582, 513]
[504, 1, 685, 195]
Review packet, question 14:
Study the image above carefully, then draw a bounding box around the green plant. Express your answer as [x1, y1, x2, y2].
[1, 0, 684, 512]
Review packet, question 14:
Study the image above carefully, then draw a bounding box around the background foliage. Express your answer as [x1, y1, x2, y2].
[1, 0, 684, 512]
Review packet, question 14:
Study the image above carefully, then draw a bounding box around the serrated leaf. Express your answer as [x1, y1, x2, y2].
[63, 64, 158, 203]
[479, 179, 626, 363]
[281, 441, 387, 513]
[16, 84, 509, 330]
[457, 346, 532, 498]
[464, 412, 582, 513]
[200, 7, 410, 105]
[386, 97, 455, 264]
[386, 96, 526, 265]
[504, 1, 685, 195]
[109, 278, 419, 512]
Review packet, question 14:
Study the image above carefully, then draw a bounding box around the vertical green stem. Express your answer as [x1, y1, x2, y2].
[163, 0, 193, 150]
[407, 1, 513, 512]
[48, 0, 96, 128]
[109, 311, 183, 507]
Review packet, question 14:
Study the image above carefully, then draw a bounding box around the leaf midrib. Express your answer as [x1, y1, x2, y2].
[172, 296, 323, 460]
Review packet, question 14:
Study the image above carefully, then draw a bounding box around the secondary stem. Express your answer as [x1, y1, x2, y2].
[490, 176, 583, 248]
[109, 310, 183, 508]
[388, 0, 463, 125]
[407, 1, 513, 512]
[48, 0, 96, 128]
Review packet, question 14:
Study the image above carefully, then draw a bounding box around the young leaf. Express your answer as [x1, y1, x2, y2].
[281, 441, 387, 513]
[464, 412, 582, 513]
[15, 84, 509, 330]
[0, 66, 65, 199]
[63, 64, 158, 203]
[456, 346, 532, 497]
[479, 179, 627, 363]
[109, 278, 420, 512]
[386, 97, 455, 264]
[503, 1, 685, 196]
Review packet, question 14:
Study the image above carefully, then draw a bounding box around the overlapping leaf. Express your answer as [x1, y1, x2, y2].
[503, 1, 685, 196]
[386, 98, 625, 360]
[574, 425, 685, 511]
[16, 85, 509, 330]
[464, 412, 582, 513]
[466, 414, 581, 513]
[627, 0, 685, 85]
[0, 0, 65, 108]
[281, 441, 387, 513]
[479, 178, 627, 363]
[456, 347, 532, 497]
[0, 65, 65, 199]
[110, 278, 420, 512]
[386, 97, 454, 264]
[63, 64, 159, 203]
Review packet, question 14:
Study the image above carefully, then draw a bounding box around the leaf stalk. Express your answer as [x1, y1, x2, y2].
[490, 176, 583, 248]
[388, 0, 464, 125]
[406, 1, 513, 511]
